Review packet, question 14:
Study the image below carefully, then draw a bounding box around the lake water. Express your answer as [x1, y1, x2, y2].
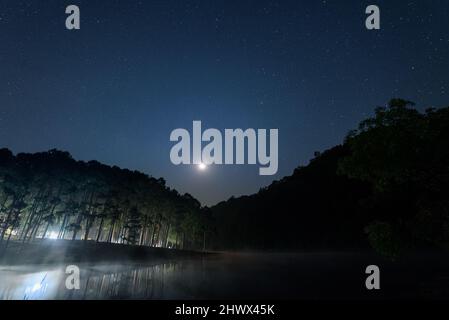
[1, 252, 448, 300]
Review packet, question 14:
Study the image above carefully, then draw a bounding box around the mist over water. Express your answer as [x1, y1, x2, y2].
[0, 263, 173, 300]
[1, 253, 449, 300]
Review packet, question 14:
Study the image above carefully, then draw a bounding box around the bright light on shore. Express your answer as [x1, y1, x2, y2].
[198, 163, 207, 170]
[48, 232, 58, 240]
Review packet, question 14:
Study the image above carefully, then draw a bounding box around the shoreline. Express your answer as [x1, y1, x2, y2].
[0, 240, 212, 266]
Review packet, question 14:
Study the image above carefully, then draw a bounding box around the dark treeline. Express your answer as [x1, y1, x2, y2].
[1, 99, 448, 258]
[210, 146, 371, 251]
[210, 99, 449, 257]
[0, 150, 212, 253]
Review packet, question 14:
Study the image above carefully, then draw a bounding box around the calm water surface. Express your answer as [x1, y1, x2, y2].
[1, 253, 448, 300]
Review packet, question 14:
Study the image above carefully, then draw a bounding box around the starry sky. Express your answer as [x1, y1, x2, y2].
[0, 0, 448, 206]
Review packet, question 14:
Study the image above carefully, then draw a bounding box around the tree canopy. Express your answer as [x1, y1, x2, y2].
[2, 99, 448, 258]
[0, 149, 212, 252]
[210, 99, 449, 257]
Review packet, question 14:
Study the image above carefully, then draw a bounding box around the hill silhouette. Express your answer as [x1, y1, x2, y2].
[1, 99, 449, 258]
[210, 99, 449, 257]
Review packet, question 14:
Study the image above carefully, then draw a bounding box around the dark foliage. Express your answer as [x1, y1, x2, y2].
[210, 99, 449, 254]
[0, 150, 212, 252]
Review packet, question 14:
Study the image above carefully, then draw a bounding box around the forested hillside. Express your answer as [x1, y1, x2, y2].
[210, 145, 371, 251]
[2, 99, 448, 258]
[0, 150, 211, 252]
[210, 100, 449, 257]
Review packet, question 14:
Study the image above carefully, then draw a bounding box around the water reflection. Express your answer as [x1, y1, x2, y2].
[1, 253, 449, 300]
[0, 262, 178, 300]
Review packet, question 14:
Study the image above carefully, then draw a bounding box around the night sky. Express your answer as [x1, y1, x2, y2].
[1, 0, 448, 206]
